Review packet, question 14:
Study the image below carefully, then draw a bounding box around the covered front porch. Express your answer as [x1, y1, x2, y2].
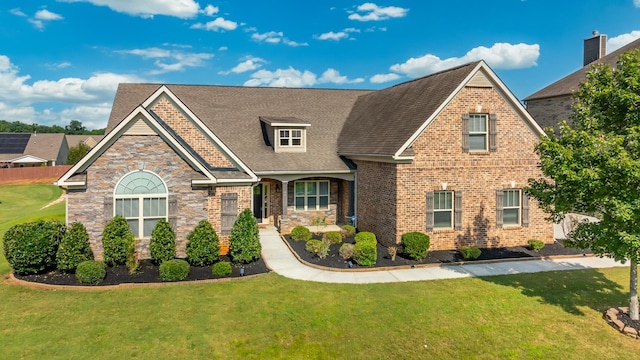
[251, 173, 356, 233]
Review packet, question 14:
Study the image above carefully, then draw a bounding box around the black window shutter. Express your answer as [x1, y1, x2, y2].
[426, 191, 434, 232]
[462, 114, 470, 153]
[454, 191, 462, 231]
[522, 192, 530, 227]
[489, 113, 498, 152]
[496, 190, 504, 228]
[221, 193, 238, 234]
[104, 195, 113, 224]
[168, 194, 178, 230]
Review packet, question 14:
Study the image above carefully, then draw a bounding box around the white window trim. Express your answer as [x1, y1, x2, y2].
[469, 113, 488, 152]
[503, 189, 521, 227]
[433, 191, 454, 229]
[279, 129, 303, 147]
[114, 170, 168, 239]
[294, 180, 330, 211]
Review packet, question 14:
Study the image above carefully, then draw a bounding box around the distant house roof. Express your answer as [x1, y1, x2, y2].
[65, 135, 104, 148]
[0, 133, 66, 163]
[524, 37, 640, 101]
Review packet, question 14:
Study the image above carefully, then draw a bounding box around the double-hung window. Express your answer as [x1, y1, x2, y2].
[114, 171, 167, 238]
[295, 180, 329, 211]
[434, 191, 454, 229]
[469, 114, 488, 151]
[496, 189, 529, 227]
[279, 129, 302, 147]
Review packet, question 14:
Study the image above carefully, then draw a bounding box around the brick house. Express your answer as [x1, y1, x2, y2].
[57, 60, 553, 259]
[525, 33, 640, 129]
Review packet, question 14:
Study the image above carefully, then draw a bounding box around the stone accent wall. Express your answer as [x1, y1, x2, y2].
[525, 95, 574, 130]
[66, 135, 208, 260]
[207, 185, 252, 254]
[151, 96, 235, 168]
[279, 178, 342, 233]
[354, 161, 397, 246]
[354, 86, 554, 250]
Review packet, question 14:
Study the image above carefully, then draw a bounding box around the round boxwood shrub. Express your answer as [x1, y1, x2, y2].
[75, 260, 106, 285]
[229, 208, 261, 263]
[341, 224, 356, 238]
[460, 246, 482, 260]
[339, 243, 355, 260]
[3, 220, 66, 275]
[354, 231, 376, 243]
[401, 232, 430, 260]
[212, 261, 233, 276]
[159, 259, 190, 281]
[290, 225, 312, 241]
[528, 239, 545, 251]
[305, 239, 323, 253]
[56, 222, 93, 272]
[353, 232, 377, 266]
[323, 231, 343, 245]
[102, 216, 135, 266]
[149, 219, 176, 264]
[186, 220, 220, 266]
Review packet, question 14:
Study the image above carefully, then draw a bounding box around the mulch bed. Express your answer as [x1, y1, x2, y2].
[285, 234, 591, 269]
[14, 255, 269, 287]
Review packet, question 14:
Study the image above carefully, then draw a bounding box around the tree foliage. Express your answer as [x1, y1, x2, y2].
[527, 49, 640, 319]
[0, 119, 104, 134]
[228, 208, 261, 263]
[66, 142, 91, 165]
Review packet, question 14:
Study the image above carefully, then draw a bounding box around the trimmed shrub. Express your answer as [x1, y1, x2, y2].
[212, 261, 233, 276]
[323, 231, 343, 245]
[339, 243, 355, 260]
[401, 232, 430, 261]
[229, 209, 261, 263]
[56, 222, 93, 272]
[102, 216, 135, 266]
[354, 231, 376, 243]
[528, 239, 545, 251]
[341, 224, 356, 238]
[159, 259, 190, 281]
[3, 220, 66, 275]
[186, 220, 220, 266]
[149, 219, 176, 264]
[460, 246, 482, 260]
[305, 239, 323, 253]
[75, 260, 106, 285]
[291, 225, 312, 241]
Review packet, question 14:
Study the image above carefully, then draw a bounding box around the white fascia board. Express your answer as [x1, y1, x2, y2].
[269, 123, 311, 127]
[341, 154, 414, 164]
[57, 106, 218, 186]
[142, 85, 259, 182]
[11, 155, 48, 163]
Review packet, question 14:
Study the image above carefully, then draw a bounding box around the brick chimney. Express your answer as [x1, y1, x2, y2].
[584, 30, 607, 66]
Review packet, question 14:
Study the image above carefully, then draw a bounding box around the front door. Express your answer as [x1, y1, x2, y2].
[252, 183, 269, 223]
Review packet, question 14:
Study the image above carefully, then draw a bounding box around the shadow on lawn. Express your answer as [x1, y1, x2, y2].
[481, 267, 627, 315]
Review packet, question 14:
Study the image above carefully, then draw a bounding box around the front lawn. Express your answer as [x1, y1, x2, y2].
[1, 185, 639, 359]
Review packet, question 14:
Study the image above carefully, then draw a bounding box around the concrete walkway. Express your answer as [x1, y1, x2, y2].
[259, 226, 625, 284]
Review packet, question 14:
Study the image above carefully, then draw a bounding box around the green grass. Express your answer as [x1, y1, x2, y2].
[1, 185, 639, 359]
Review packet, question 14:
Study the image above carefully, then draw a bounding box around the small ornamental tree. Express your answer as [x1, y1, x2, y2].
[149, 219, 176, 264]
[527, 49, 640, 320]
[102, 216, 135, 266]
[56, 222, 93, 272]
[229, 208, 261, 263]
[185, 220, 220, 266]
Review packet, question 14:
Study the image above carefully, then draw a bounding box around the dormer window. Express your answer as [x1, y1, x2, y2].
[279, 129, 302, 147]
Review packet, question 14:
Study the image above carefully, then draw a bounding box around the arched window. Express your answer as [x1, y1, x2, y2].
[114, 171, 167, 238]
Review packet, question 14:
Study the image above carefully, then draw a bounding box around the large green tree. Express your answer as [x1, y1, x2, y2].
[528, 49, 640, 319]
[66, 142, 91, 165]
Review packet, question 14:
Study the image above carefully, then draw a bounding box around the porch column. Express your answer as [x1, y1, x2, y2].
[281, 180, 288, 220]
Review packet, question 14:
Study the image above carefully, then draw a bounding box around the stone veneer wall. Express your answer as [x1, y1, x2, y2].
[279, 178, 341, 233]
[525, 95, 574, 130]
[66, 135, 208, 260]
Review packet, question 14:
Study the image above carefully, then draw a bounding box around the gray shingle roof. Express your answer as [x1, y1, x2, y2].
[524, 37, 640, 101]
[106, 84, 372, 173]
[338, 62, 479, 157]
[0, 133, 66, 162]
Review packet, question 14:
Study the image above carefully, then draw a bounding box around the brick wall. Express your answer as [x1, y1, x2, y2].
[354, 161, 397, 246]
[525, 95, 574, 130]
[207, 185, 252, 254]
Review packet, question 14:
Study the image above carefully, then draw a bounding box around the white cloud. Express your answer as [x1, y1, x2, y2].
[344, 27, 360, 33]
[116, 47, 214, 74]
[244, 67, 317, 87]
[218, 46, 228, 51]
[10, 8, 27, 17]
[315, 31, 349, 41]
[191, 17, 238, 32]
[201, 4, 219, 16]
[607, 30, 640, 53]
[251, 31, 308, 46]
[60, 0, 200, 19]
[219, 57, 266, 75]
[318, 69, 364, 84]
[390, 42, 540, 78]
[0, 55, 144, 128]
[35, 9, 63, 20]
[47, 62, 72, 70]
[370, 73, 401, 83]
[348, 3, 409, 21]
[635, 0, 640, 7]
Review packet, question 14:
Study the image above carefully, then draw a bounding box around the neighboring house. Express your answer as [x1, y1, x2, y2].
[57, 61, 553, 259]
[65, 135, 104, 149]
[524, 33, 640, 129]
[0, 133, 68, 168]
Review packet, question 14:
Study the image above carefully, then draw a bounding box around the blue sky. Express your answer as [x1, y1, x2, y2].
[0, 0, 639, 130]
